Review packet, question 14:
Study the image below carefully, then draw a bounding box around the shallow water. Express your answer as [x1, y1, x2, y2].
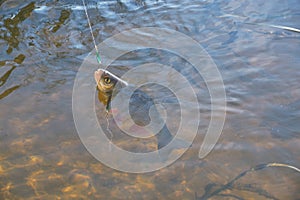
[1, 0, 300, 199]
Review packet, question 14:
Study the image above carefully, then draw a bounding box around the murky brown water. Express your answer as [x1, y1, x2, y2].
[1, 0, 299, 199]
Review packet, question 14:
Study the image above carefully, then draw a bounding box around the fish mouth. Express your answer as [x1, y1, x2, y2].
[94, 69, 104, 84]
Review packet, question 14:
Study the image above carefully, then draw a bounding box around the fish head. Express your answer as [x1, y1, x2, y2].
[94, 69, 118, 93]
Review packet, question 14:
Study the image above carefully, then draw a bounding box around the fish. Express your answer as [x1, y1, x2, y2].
[94, 68, 190, 155]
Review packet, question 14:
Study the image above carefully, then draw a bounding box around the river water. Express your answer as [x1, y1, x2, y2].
[0, 0, 299, 199]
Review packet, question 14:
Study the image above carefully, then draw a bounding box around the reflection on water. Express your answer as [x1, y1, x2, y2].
[3, 2, 35, 53]
[0, 0, 299, 199]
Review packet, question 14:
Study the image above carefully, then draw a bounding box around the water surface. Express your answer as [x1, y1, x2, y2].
[0, 0, 299, 199]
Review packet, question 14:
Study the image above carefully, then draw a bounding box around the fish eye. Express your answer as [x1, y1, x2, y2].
[103, 77, 111, 84]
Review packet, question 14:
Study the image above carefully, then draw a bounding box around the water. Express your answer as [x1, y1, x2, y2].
[1, 0, 300, 199]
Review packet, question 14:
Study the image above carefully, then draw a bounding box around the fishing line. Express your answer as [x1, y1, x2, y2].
[196, 162, 300, 199]
[244, 22, 300, 33]
[106, 113, 114, 152]
[81, 0, 101, 64]
[81, 0, 129, 85]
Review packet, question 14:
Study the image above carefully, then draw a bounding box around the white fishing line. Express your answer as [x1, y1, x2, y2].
[267, 24, 300, 33]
